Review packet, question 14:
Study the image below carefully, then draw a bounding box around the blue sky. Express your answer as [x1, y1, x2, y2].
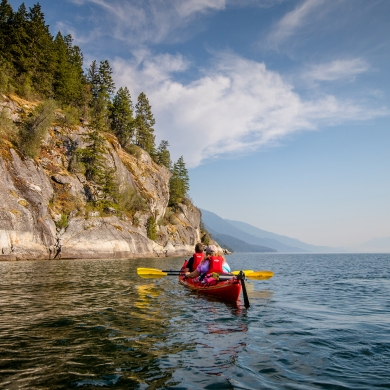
[9, 0, 390, 249]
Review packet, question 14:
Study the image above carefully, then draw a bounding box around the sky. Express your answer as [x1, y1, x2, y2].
[9, 0, 390, 250]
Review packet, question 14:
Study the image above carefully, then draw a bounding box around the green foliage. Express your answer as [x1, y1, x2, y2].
[55, 213, 69, 229]
[169, 156, 190, 207]
[56, 105, 80, 127]
[19, 100, 56, 157]
[200, 220, 211, 245]
[68, 147, 86, 174]
[0, 106, 16, 139]
[124, 143, 142, 158]
[53, 32, 85, 106]
[146, 215, 157, 241]
[134, 92, 156, 155]
[101, 167, 118, 201]
[87, 59, 115, 131]
[1, 1, 193, 226]
[0, 59, 14, 93]
[78, 129, 107, 184]
[156, 140, 172, 169]
[76, 130, 119, 204]
[201, 233, 211, 246]
[158, 207, 177, 226]
[110, 86, 134, 147]
[118, 185, 147, 217]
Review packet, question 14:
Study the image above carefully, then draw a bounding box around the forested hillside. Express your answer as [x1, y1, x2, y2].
[0, 0, 214, 260]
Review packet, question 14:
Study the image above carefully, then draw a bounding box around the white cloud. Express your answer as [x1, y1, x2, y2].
[69, 0, 227, 45]
[305, 58, 370, 82]
[267, 0, 325, 49]
[113, 51, 388, 168]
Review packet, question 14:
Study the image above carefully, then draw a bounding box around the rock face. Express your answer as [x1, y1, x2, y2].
[0, 95, 202, 260]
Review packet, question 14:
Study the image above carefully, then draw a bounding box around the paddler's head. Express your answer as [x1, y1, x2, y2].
[195, 243, 204, 253]
[205, 245, 217, 256]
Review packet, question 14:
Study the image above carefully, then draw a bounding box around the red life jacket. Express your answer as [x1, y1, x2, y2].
[192, 252, 204, 271]
[208, 255, 224, 274]
[181, 260, 189, 271]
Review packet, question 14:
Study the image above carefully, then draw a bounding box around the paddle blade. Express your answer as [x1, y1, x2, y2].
[137, 267, 165, 273]
[246, 271, 274, 280]
[231, 270, 254, 275]
[138, 274, 167, 279]
[137, 268, 168, 278]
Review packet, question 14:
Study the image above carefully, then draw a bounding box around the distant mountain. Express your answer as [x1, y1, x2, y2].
[207, 229, 277, 253]
[200, 209, 339, 253]
[225, 219, 338, 253]
[353, 236, 390, 253]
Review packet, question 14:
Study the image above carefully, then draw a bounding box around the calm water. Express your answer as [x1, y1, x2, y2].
[0, 253, 389, 389]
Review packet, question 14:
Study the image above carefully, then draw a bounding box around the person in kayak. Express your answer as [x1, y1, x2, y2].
[183, 243, 204, 273]
[185, 245, 231, 279]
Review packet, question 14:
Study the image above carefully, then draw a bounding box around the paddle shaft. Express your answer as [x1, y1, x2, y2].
[238, 270, 250, 308]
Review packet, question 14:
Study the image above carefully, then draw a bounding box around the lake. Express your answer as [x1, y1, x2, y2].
[0, 253, 389, 389]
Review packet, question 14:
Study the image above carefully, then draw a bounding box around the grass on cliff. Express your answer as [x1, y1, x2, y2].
[19, 100, 56, 158]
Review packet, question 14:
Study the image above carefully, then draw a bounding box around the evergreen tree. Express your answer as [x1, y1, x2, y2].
[134, 92, 155, 155]
[168, 156, 190, 207]
[176, 156, 189, 194]
[25, 3, 55, 95]
[79, 129, 107, 184]
[8, 3, 29, 76]
[87, 59, 115, 131]
[86, 59, 99, 100]
[53, 33, 85, 106]
[0, 0, 14, 62]
[146, 215, 157, 241]
[156, 140, 172, 169]
[110, 86, 134, 147]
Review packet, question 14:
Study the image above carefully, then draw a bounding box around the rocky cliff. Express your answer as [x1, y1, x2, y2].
[0, 94, 202, 260]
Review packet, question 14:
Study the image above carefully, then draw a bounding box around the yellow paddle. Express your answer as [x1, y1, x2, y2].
[231, 270, 254, 275]
[137, 267, 274, 280]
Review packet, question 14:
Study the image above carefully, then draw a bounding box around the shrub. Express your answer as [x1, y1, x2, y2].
[68, 148, 86, 175]
[0, 108, 16, 141]
[19, 100, 56, 158]
[124, 143, 142, 158]
[118, 185, 147, 217]
[146, 215, 157, 241]
[56, 213, 69, 229]
[56, 106, 80, 127]
[158, 208, 177, 226]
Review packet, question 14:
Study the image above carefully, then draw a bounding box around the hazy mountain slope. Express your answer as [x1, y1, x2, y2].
[352, 236, 390, 253]
[226, 219, 337, 253]
[201, 209, 307, 252]
[208, 229, 277, 253]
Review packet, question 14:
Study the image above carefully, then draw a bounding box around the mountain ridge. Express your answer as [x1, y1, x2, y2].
[201, 209, 340, 253]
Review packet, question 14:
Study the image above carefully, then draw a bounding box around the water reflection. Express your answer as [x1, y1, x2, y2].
[1, 254, 389, 389]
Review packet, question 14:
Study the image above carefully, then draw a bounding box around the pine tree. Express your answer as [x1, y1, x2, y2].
[146, 215, 157, 241]
[0, 0, 14, 61]
[156, 140, 172, 169]
[0, 0, 14, 92]
[110, 86, 134, 147]
[87, 59, 115, 131]
[176, 156, 189, 194]
[80, 129, 107, 184]
[25, 3, 55, 95]
[134, 92, 156, 155]
[53, 33, 85, 106]
[9, 3, 29, 75]
[168, 156, 190, 207]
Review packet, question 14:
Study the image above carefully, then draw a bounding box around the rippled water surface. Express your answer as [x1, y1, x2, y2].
[0, 253, 389, 389]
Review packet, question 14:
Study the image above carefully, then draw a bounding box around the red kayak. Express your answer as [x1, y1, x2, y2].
[178, 273, 242, 302]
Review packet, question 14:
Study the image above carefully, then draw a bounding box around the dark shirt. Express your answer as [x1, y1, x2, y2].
[186, 255, 195, 271]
